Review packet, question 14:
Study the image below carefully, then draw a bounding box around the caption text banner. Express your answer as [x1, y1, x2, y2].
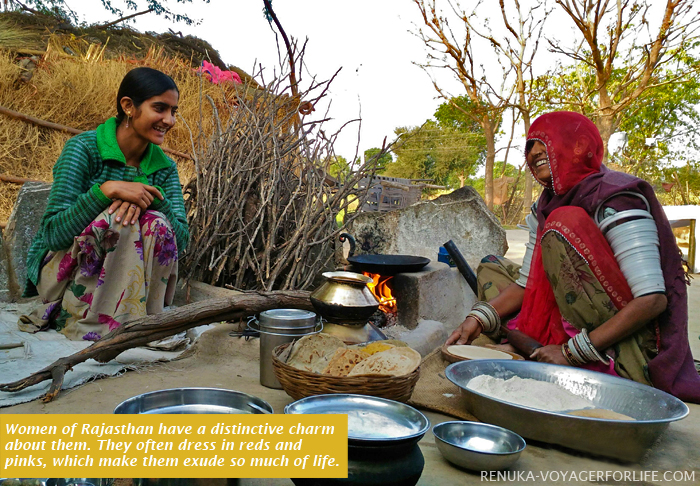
[1, 414, 348, 478]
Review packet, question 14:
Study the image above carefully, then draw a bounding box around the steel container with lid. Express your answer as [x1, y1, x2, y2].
[252, 309, 320, 389]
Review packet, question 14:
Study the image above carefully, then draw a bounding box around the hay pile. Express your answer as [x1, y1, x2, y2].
[0, 11, 237, 222]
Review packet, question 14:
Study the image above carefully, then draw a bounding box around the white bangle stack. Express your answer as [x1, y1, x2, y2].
[468, 301, 501, 334]
[562, 328, 610, 366]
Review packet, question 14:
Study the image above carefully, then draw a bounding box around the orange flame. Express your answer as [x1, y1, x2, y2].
[363, 272, 397, 314]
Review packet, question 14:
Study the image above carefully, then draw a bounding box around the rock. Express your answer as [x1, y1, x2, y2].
[383, 319, 447, 357]
[3, 182, 52, 299]
[392, 262, 476, 330]
[0, 230, 11, 302]
[343, 186, 507, 270]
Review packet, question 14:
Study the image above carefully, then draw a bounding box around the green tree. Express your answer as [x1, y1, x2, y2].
[538, 51, 700, 184]
[5, 0, 209, 25]
[611, 62, 700, 182]
[413, 0, 510, 210]
[548, 0, 700, 159]
[328, 155, 351, 180]
[382, 118, 485, 187]
[364, 147, 393, 171]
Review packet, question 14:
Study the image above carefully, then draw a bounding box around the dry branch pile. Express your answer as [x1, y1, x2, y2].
[181, 59, 387, 291]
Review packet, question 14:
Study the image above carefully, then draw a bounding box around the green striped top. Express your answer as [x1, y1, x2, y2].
[24, 117, 189, 297]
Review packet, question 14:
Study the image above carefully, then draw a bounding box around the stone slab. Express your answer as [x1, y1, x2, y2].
[393, 262, 476, 330]
[0, 231, 11, 302]
[3, 182, 52, 299]
[344, 186, 507, 271]
[384, 319, 448, 357]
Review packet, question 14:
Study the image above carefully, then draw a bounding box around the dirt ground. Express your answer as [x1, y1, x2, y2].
[2, 229, 699, 485]
[2, 321, 699, 486]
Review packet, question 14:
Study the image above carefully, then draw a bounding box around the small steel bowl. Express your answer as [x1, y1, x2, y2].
[433, 421, 526, 471]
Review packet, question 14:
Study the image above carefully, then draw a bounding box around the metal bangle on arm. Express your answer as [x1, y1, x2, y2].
[468, 301, 501, 335]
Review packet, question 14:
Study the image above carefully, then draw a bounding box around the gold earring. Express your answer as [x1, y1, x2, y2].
[125, 113, 131, 128]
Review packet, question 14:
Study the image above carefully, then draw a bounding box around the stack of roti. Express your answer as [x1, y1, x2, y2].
[284, 335, 421, 377]
[286, 334, 346, 373]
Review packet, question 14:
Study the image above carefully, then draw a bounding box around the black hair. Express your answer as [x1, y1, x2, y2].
[525, 139, 536, 156]
[115, 67, 179, 123]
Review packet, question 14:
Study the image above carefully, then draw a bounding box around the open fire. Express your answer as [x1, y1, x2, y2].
[363, 272, 398, 314]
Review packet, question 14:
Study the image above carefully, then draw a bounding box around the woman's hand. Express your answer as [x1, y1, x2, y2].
[101, 181, 163, 210]
[109, 199, 142, 226]
[446, 316, 483, 345]
[530, 344, 568, 365]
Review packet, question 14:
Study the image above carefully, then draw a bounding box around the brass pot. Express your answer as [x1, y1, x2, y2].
[310, 271, 380, 324]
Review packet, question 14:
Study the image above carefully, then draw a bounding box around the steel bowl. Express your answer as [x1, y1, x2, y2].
[285, 394, 430, 447]
[445, 360, 689, 462]
[433, 421, 525, 471]
[113, 387, 273, 414]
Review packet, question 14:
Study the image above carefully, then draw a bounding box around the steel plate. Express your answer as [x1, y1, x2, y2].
[445, 360, 688, 461]
[284, 394, 430, 445]
[113, 387, 274, 414]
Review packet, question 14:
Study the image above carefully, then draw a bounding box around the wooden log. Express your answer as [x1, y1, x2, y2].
[414, 183, 447, 190]
[0, 290, 313, 402]
[1, 174, 44, 185]
[0, 105, 191, 160]
[379, 180, 410, 192]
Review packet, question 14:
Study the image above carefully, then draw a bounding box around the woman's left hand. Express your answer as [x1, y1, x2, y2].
[530, 344, 569, 366]
[109, 199, 142, 226]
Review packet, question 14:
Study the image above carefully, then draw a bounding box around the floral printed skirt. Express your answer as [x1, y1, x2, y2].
[19, 209, 178, 341]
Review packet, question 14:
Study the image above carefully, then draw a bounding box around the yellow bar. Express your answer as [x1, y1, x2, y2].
[1, 414, 347, 478]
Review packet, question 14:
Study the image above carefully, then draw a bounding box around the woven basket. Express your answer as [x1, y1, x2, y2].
[272, 342, 420, 403]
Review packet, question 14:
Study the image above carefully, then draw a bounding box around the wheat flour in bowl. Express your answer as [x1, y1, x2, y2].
[467, 375, 594, 412]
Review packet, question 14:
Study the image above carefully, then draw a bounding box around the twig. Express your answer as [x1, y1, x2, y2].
[0, 291, 312, 401]
[97, 8, 155, 29]
[1, 174, 44, 185]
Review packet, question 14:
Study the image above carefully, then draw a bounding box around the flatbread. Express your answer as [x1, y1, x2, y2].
[322, 348, 369, 376]
[360, 342, 395, 355]
[286, 334, 346, 374]
[348, 347, 421, 377]
[566, 408, 635, 421]
[447, 345, 513, 360]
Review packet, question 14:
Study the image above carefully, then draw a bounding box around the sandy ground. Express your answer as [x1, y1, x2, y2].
[1, 229, 699, 485]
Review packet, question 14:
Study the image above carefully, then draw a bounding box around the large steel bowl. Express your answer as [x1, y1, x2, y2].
[433, 421, 525, 471]
[445, 360, 689, 462]
[113, 387, 273, 414]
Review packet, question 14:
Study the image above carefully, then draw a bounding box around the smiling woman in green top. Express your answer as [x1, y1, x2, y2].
[19, 67, 189, 341]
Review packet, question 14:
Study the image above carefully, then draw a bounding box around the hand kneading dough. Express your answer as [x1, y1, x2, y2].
[322, 348, 368, 376]
[566, 408, 635, 421]
[286, 334, 346, 373]
[447, 345, 513, 360]
[348, 347, 421, 376]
